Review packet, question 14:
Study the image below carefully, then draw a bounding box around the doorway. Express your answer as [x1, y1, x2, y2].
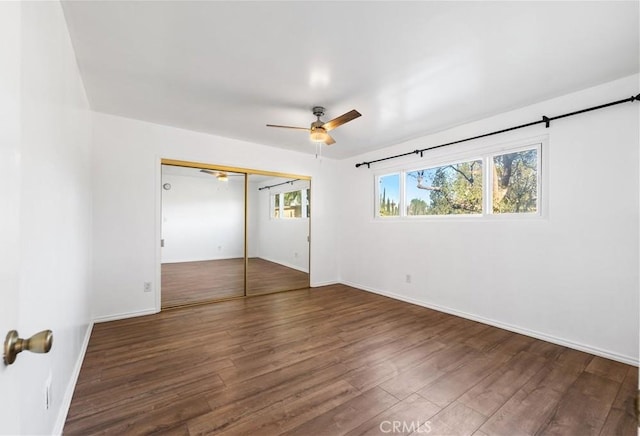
[160, 160, 310, 308]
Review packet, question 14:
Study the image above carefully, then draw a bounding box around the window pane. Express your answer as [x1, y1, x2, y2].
[492, 149, 538, 213]
[306, 188, 310, 218]
[273, 194, 280, 218]
[378, 174, 400, 216]
[283, 190, 302, 218]
[405, 160, 483, 215]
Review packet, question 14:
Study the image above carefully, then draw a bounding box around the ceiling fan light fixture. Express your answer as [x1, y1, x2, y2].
[310, 127, 328, 143]
[217, 173, 228, 181]
[267, 106, 360, 147]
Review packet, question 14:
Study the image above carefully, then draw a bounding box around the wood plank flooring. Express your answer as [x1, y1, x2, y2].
[161, 258, 309, 307]
[64, 285, 637, 435]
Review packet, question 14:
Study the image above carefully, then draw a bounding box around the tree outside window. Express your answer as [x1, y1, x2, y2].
[376, 143, 541, 218]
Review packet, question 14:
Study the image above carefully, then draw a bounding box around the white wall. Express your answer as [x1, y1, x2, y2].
[161, 171, 310, 268]
[92, 113, 339, 320]
[338, 75, 639, 365]
[0, 2, 94, 435]
[161, 172, 245, 263]
[253, 178, 310, 272]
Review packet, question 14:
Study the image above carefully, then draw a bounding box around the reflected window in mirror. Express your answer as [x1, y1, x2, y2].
[271, 188, 309, 219]
[273, 193, 280, 218]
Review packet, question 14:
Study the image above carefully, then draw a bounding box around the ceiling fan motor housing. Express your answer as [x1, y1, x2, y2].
[312, 106, 326, 118]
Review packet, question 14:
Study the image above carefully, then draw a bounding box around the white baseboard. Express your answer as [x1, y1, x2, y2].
[162, 256, 244, 264]
[310, 280, 339, 288]
[53, 321, 94, 435]
[259, 256, 308, 273]
[341, 280, 639, 367]
[94, 308, 158, 323]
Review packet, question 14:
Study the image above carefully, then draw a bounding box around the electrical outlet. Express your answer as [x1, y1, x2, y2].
[144, 281, 152, 292]
[405, 274, 412, 284]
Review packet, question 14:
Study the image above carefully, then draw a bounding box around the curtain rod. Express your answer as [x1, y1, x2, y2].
[258, 178, 301, 191]
[355, 93, 640, 169]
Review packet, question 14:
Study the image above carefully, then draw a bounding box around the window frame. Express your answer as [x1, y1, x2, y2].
[404, 156, 484, 218]
[487, 143, 542, 217]
[373, 137, 546, 220]
[271, 188, 309, 220]
[375, 172, 402, 218]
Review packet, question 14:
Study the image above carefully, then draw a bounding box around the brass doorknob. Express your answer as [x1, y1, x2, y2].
[3, 330, 53, 365]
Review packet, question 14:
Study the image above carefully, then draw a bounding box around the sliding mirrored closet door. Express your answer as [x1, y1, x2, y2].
[246, 175, 310, 296]
[160, 161, 311, 308]
[161, 165, 246, 308]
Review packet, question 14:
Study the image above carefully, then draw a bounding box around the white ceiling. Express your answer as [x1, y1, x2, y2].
[62, 1, 639, 159]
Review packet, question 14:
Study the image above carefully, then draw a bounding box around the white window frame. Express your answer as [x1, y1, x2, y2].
[404, 157, 484, 218]
[375, 172, 402, 218]
[271, 189, 309, 220]
[487, 143, 542, 217]
[373, 136, 546, 220]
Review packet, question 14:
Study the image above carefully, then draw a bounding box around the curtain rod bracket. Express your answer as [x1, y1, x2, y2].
[542, 116, 551, 128]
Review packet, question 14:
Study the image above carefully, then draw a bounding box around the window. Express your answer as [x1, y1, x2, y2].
[374, 141, 542, 219]
[405, 160, 482, 216]
[491, 148, 538, 213]
[378, 173, 400, 216]
[283, 190, 302, 218]
[273, 193, 280, 218]
[272, 189, 309, 219]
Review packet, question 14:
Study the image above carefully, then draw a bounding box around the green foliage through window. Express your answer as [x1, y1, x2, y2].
[406, 160, 483, 216]
[376, 143, 541, 218]
[272, 188, 309, 219]
[492, 149, 537, 213]
[273, 193, 280, 218]
[283, 190, 302, 218]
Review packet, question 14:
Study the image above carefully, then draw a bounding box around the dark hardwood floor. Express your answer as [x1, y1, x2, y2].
[161, 258, 309, 307]
[65, 285, 637, 435]
[247, 258, 309, 296]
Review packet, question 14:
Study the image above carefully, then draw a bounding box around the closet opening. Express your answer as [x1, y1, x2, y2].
[159, 159, 311, 309]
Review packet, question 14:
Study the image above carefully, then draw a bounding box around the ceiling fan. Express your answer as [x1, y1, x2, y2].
[267, 106, 361, 145]
[199, 169, 241, 181]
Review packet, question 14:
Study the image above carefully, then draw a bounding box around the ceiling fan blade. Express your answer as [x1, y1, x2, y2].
[324, 134, 336, 145]
[266, 124, 310, 131]
[322, 109, 361, 132]
[200, 169, 218, 175]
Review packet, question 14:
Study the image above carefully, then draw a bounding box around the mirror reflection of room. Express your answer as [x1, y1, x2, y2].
[161, 165, 246, 307]
[247, 175, 310, 295]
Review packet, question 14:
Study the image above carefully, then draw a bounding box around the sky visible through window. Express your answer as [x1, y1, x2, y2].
[406, 169, 437, 207]
[377, 147, 537, 218]
[379, 174, 400, 216]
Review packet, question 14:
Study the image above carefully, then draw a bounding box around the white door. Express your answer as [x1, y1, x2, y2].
[0, 3, 23, 434]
